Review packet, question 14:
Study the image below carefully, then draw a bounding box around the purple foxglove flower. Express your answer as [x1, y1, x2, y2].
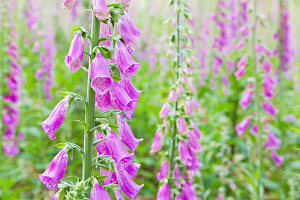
[235, 66, 246, 80]
[159, 102, 170, 119]
[188, 81, 196, 93]
[230, 181, 236, 190]
[62, 0, 76, 10]
[99, 22, 112, 47]
[100, 168, 117, 185]
[237, 56, 247, 68]
[95, 91, 112, 112]
[40, 95, 71, 140]
[65, 32, 84, 73]
[265, 132, 281, 149]
[4, 92, 19, 103]
[213, 56, 223, 74]
[239, 90, 253, 109]
[18, 132, 25, 141]
[263, 75, 275, 98]
[39, 147, 68, 190]
[174, 164, 181, 187]
[157, 182, 171, 200]
[117, 115, 143, 151]
[182, 182, 201, 200]
[93, 0, 109, 20]
[250, 124, 259, 136]
[119, 78, 142, 99]
[188, 131, 201, 153]
[191, 97, 200, 110]
[119, 11, 141, 48]
[35, 69, 44, 80]
[3, 106, 19, 125]
[177, 116, 187, 134]
[168, 89, 178, 102]
[284, 114, 296, 122]
[151, 129, 164, 153]
[5, 74, 18, 91]
[110, 81, 138, 120]
[222, 74, 230, 87]
[3, 126, 16, 140]
[115, 40, 140, 78]
[235, 117, 250, 136]
[3, 140, 19, 157]
[271, 149, 284, 167]
[262, 58, 272, 73]
[262, 101, 278, 117]
[187, 147, 203, 171]
[185, 101, 193, 116]
[255, 44, 263, 53]
[236, 39, 245, 49]
[177, 84, 184, 94]
[178, 140, 193, 166]
[190, 120, 202, 139]
[91, 180, 111, 200]
[218, 194, 223, 200]
[51, 189, 62, 200]
[91, 52, 113, 95]
[175, 194, 183, 200]
[227, 60, 235, 74]
[156, 160, 170, 181]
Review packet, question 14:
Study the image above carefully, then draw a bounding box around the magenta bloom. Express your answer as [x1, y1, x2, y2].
[191, 97, 200, 110]
[62, 0, 76, 10]
[177, 116, 187, 134]
[237, 56, 248, 68]
[188, 131, 201, 153]
[262, 101, 278, 117]
[271, 149, 284, 167]
[93, 0, 109, 20]
[51, 189, 62, 200]
[236, 39, 245, 49]
[250, 124, 259, 136]
[41, 96, 71, 140]
[235, 66, 246, 80]
[151, 129, 164, 153]
[262, 58, 272, 73]
[119, 78, 142, 99]
[175, 194, 183, 200]
[3, 140, 19, 157]
[99, 22, 112, 47]
[239, 90, 253, 109]
[174, 164, 181, 187]
[190, 120, 202, 139]
[39, 147, 68, 190]
[3, 126, 16, 140]
[157, 182, 171, 200]
[91, 52, 113, 95]
[182, 182, 201, 200]
[95, 91, 112, 112]
[90, 180, 111, 200]
[117, 115, 143, 151]
[263, 75, 275, 99]
[235, 117, 250, 136]
[284, 114, 296, 122]
[115, 40, 140, 78]
[177, 84, 184, 94]
[3, 106, 19, 125]
[178, 140, 193, 166]
[159, 102, 170, 119]
[265, 132, 281, 149]
[168, 89, 178, 102]
[35, 69, 44, 80]
[185, 101, 193, 115]
[227, 60, 235, 74]
[110, 81, 138, 120]
[157, 160, 170, 181]
[65, 32, 84, 73]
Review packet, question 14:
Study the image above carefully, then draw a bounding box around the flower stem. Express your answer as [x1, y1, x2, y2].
[82, 13, 100, 181]
[169, 0, 181, 175]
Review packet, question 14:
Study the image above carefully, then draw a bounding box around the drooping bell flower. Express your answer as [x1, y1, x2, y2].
[235, 66, 246, 80]
[237, 56, 248, 68]
[151, 129, 164, 153]
[40, 95, 72, 140]
[188, 130, 201, 153]
[168, 89, 178, 102]
[99, 22, 112, 47]
[110, 81, 138, 120]
[93, 0, 109, 20]
[227, 60, 235, 74]
[187, 147, 203, 172]
[222, 74, 230, 87]
[190, 120, 202, 139]
[262, 101, 278, 117]
[91, 52, 113, 95]
[159, 102, 170, 119]
[95, 91, 112, 112]
[213, 56, 223, 74]
[62, 0, 76, 10]
[262, 58, 272, 73]
[264, 132, 281, 149]
[236, 39, 245, 49]
[191, 97, 200, 110]
[235, 117, 250, 136]
[178, 140, 193, 166]
[263, 75, 275, 99]
[90, 180, 111, 200]
[119, 78, 142, 99]
[175, 194, 183, 200]
[51, 189, 62, 200]
[185, 101, 193, 115]
[271, 149, 284, 167]
[188, 81, 196, 93]
[284, 114, 296, 122]
[176, 116, 187, 134]
[182, 182, 201, 200]
[3, 106, 19, 125]
[39, 146, 69, 190]
[3, 139, 19, 157]
[177, 84, 184, 94]
[119, 11, 142, 48]
[173, 164, 181, 186]
[115, 40, 140, 78]
[35, 69, 44, 80]
[239, 90, 253, 109]
[117, 115, 143, 151]
[3, 126, 16, 140]
[65, 32, 84, 73]
[157, 160, 170, 181]
[250, 124, 259, 136]
[157, 182, 171, 200]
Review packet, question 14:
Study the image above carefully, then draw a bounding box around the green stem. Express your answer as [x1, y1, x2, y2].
[252, 1, 263, 199]
[169, 0, 181, 175]
[82, 14, 100, 181]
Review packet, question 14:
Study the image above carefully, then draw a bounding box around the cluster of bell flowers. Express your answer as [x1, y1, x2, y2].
[38, 0, 144, 199]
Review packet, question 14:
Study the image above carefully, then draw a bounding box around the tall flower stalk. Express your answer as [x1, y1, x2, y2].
[38, 0, 143, 199]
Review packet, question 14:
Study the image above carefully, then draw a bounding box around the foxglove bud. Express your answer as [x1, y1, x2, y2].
[39, 147, 68, 190]
[41, 95, 72, 140]
[93, 0, 109, 21]
[156, 160, 170, 181]
[265, 132, 281, 149]
[176, 116, 187, 134]
[91, 52, 113, 95]
[65, 32, 84, 73]
[151, 129, 164, 153]
[159, 102, 170, 119]
[157, 182, 171, 200]
[262, 58, 272, 73]
[51, 189, 62, 200]
[235, 117, 250, 136]
[62, 0, 76, 10]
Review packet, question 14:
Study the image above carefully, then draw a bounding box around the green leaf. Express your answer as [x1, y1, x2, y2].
[72, 26, 91, 39]
[55, 143, 66, 148]
[93, 138, 107, 146]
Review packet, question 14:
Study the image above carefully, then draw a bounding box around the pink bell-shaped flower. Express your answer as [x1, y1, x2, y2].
[159, 102, 170, 119]
[95, 91, 112, 112]
[90, 180, 111, 200]
[93, 0, 110, 21]
[119, 78, 142, 99]
[156, 160, 170, 181]
[157, 181, 171, 200]
[51, 189, 62, 200]
[235, 117, 250, 136]
[176, 116, 187, 134]
[65, 32, 84, 73]
[271, 149, 284, 167]
[265, 132, 281, 149]
[178, 140, 193, 166]
[151, 129, 164, 153]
